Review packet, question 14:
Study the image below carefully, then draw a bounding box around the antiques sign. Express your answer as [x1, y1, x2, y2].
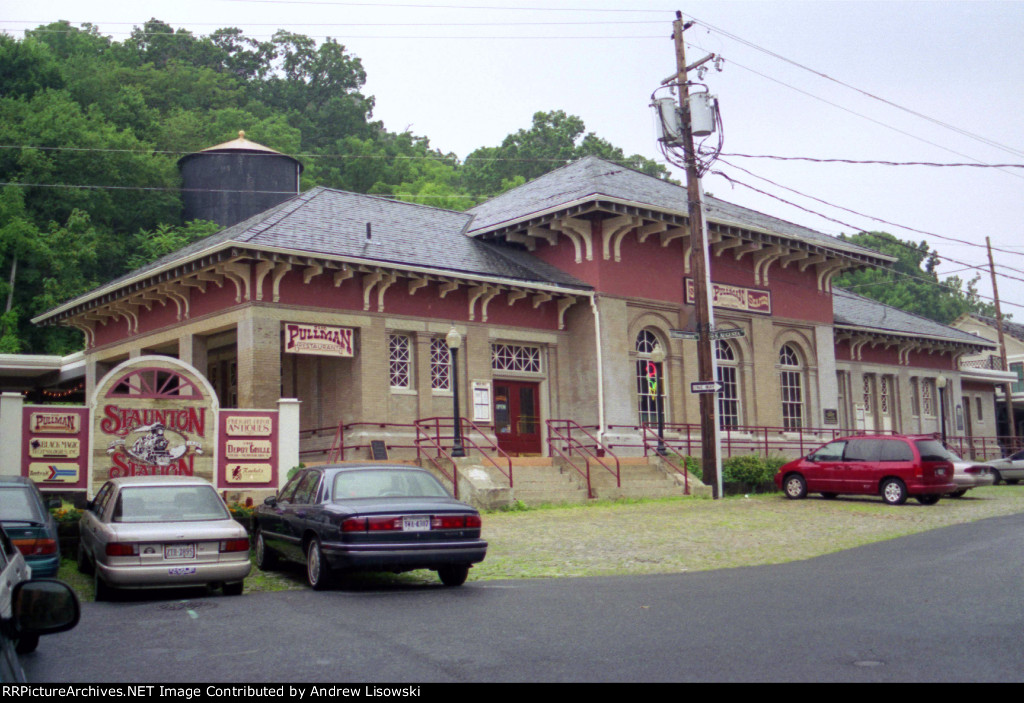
[284, 322, 354, 357]
[686, 279, 772, 315]
[91, 358, 217, 490]
[219, 411, 277, 487]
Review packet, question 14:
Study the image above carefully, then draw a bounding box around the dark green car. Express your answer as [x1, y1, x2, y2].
[0, 477, 61, 578]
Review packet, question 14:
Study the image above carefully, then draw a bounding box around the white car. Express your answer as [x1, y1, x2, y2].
[0, 525, 79, 681]
[77, 475, 251, 600]
[945, 450, 995, 497]
[986, 449, 1024, 485]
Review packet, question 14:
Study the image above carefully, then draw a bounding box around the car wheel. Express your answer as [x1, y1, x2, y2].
[783, 474, 807, 500]
[917, 494, 941, 505]
[881, 478, 908, 505]
[991, 469, 1002, 486]
[94, 570, 114, 602]
[15, 634, 39, 655]
[254, 529, 276, 570]
[306, 539, 332, 590]
[222, 581, 244, 596]
[76, 542, 93, 575]
[820, 492, 838, 500]
[949, 489, 968, 498]
[438, 565, 470, 587]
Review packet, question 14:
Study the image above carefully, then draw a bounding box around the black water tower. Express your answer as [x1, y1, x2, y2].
[178, 131, 303, 228]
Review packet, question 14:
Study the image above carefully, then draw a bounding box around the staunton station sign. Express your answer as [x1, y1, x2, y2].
[91, 358, 218, 493]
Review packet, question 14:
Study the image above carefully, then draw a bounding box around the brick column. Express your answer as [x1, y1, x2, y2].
[237, 310, 282, 409]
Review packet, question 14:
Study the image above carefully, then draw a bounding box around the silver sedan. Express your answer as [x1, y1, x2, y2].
[986, 449, 1024, 485]
[77, 476, 250, 599]
[946, 453, 996, 497]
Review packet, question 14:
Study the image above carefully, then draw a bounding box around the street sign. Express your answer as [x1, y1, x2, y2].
[707, 328, 745, 340]
[669, 329, 701, 340]
[691, 381, 722, 394]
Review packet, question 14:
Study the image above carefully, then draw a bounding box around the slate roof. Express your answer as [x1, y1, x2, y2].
[467, 156, 894, 263]
[35, 187, 592, 321]
[832, 288, 995, 347]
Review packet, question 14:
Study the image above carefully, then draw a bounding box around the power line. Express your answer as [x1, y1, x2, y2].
[704, 167, 1024, 287]
[719, 153, 1024, 169]
[715, 157, 1024, 261]
[690, 46, 1024, 183]
[688, 14, 1024, 160]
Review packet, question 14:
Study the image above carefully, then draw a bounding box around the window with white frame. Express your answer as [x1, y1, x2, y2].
[976, 396, 984, 422]
[388, 334, 412, 389]
[430, 338, 451, 391]
[910, 378, 921, 416]
[634, 330, 665, 426]
[779, 343, 804, 430]
[717, 340, 740, 429]
[491, 343, 542, 373]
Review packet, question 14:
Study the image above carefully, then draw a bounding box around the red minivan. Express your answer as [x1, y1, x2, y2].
[774, 434, 957, 505]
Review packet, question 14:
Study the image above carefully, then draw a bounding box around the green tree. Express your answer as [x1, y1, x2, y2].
[461, 110, 673, 197]
[833, 231, 998, 324]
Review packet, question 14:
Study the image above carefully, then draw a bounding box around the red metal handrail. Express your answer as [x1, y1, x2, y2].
[546, 419, 620, 497]
[414, 417, 513, 488]
[638, 426, 690, 495]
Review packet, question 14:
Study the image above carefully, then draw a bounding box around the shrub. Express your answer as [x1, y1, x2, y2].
[722, 455, 777, 486]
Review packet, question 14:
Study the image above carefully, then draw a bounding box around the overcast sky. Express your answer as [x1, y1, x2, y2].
[5, 1, 1024, 317]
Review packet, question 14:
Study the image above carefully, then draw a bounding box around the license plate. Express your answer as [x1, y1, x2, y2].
[165, 544, 195, 559]
[402, 516, 430, 532]
[168, 567, 196, 576]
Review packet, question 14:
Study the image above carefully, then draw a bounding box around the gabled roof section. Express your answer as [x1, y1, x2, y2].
[34, 188, 590, 325]
[466, 156, 895, 265]
[833, 288, 995, 348]
[958, 312, 1024, 343]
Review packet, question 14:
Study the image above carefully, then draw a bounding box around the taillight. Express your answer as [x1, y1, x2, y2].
[965, 466, 988, 475]
[341, 517, 366, 532]
[431, 514, 482, 529]
[106, 543, 138, 557]
[13, 538, 57, 556]
[367, 517, 403, 531]
[219, 538, 249, 553]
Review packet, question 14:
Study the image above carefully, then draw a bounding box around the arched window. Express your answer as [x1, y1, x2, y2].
[635, 330, 666, 426]
[779, 344, 804, 429]
[716, 340, 741, 428]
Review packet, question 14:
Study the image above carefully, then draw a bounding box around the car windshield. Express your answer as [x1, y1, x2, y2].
[113, 485, 229, 523]
[332, 470, 450, 500]
[0, 487, 43, 523]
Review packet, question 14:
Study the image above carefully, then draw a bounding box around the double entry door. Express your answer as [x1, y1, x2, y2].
[493, 381, 541, 456]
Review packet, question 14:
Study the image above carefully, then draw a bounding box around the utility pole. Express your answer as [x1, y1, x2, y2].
[672, 13, 722, 498]
[987, 237, 1017, 449]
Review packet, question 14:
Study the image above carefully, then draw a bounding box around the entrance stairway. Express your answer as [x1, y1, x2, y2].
[506, 455, 694, 506]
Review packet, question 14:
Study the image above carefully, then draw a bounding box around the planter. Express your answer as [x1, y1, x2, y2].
[57, 521, 80, 557]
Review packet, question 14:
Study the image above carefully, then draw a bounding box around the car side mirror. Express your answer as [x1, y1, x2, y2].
[45, 496, 62, 511]
[8, 579, 80, 638]
[263, 496, 277, 507]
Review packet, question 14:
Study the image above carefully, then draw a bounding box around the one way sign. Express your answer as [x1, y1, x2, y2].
[690, 381, 722, 394]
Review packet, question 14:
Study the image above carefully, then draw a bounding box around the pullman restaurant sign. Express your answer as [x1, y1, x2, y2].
[284, 322, 354, 357]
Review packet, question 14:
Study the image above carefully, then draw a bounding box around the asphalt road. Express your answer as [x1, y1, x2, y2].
[22, 512, 1024, 683]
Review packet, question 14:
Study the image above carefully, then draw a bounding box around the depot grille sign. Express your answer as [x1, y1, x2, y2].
[91, 358, 217, 491]
[284, 322, 354, 357]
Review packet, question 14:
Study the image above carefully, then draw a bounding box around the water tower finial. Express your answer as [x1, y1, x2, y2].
[239, 130, 245, 140]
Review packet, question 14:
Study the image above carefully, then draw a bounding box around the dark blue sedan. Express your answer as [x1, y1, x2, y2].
[252, 465, 487, 588]
[0, 477, 61, 578]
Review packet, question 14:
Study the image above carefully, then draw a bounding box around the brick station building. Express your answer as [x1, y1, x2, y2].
[32, 154, 1005, 467]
